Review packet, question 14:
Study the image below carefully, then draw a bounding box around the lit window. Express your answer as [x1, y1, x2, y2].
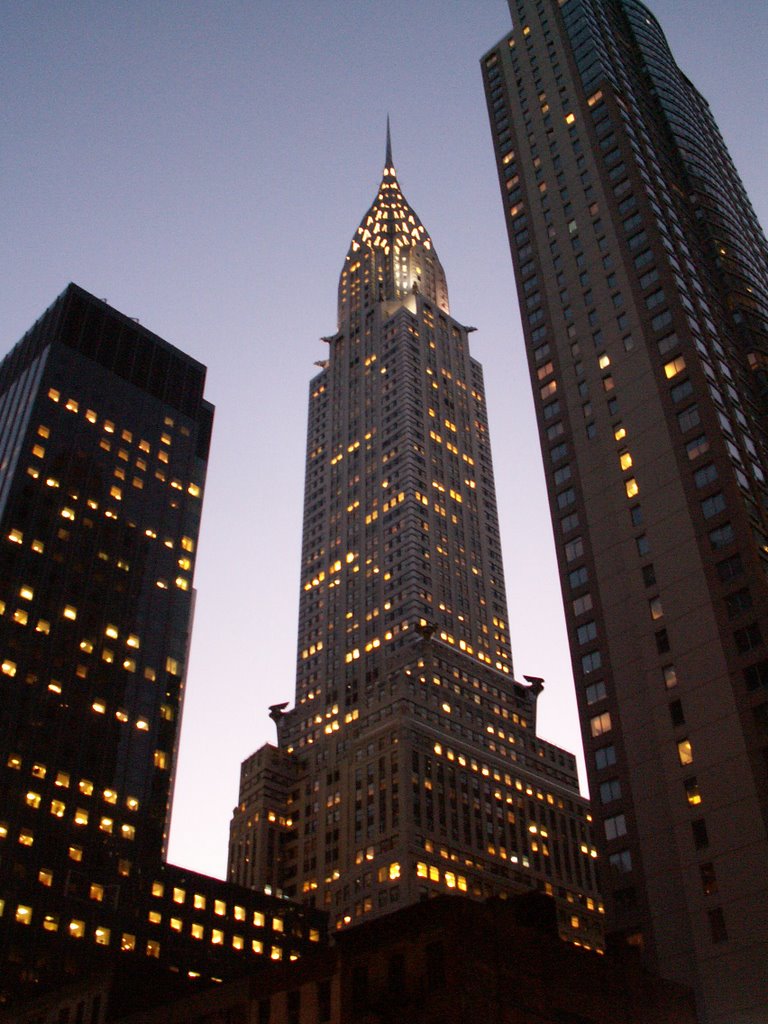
[194, 894, 206, 910]
[79, 779, 94, 795]
[214, 899, 226, 916]
[69, 846, 83, 861]
[590, 712, 612, 737]
[619, 451, 633, 471]
[25, 791, 41, 809]
[649, 597, 663, 620]
[122, 934, 136, 951]
[173, 887, 185, 904]
[38, 868, 53, 886]
[74, 809, 89, 826]
[170, 917, 183, 932]
[146, 940, 160, 958]
[664, 356, 686, 379]
[677, 739, 694, 766]
[211, 929, 224, 945]
[148, 910, 162, 925]
[50, 800, 65, 818]
[99, 817, 113, 834]
[94, 926, 111, 946]
[18, 829, 34, 846]
[625, 478, 639, 498]
[15, 905, 33, 925]
[191, 923, 204, 940]
[43, 914, 59, 932]
[69, 919, 86, 939]
[90, 884, 104, 901]
[63, 605, 77, 621]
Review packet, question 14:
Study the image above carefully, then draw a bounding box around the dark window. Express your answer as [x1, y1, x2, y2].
[735, 623, 763, 654]
[708, 907, 728, 944]
[700, 862, 718, 896]
[352, 966, 368, 1013]
[642, 564, 656, 587]
[258, 1000, 270, 1024]
[287, 990, 300, 1024]
[745, 660, 768, 691]
[655, 629, 670, 654]
[717, 554, 743, 582]
[725, 588, 752, 618]
[426, 941, 446, 990]
[669, 700, 685, 727]
[692, 818, 709, 849]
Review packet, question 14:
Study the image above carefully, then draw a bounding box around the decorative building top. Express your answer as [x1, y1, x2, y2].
[338, 123, 449, 323]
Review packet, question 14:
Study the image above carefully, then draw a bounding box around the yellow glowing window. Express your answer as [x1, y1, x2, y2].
[677, 739, 694, 766]
[43, 914, 59, 932]
[148, 910, 162, 924]
[121, 933, 136, 951]
[13, 609, 28, 625]
[79, 779, 93, 795]
[2, 660, 17, 677]
[94, 926, 111, 946]
[99, 817, 113, 834]
[32, 444, 45, 458]
[35, 619, 50, 634]
[16, 905, 33, 925]
[39, 868, 53, 887]
[193, 894, 206, 910]
[69, 845, 83, 862]
[173, 887, 185, 904]
[31, 539, 44, 553]
[103, 789, 117, 805]
[252, 939, 264, 954]
[0, 823, 7, 839]
[625, 478, 639, 498]
[214, 900, 226, 916]
[181, 536, 195, 552]
[191, 923, 204, 940]
[253, 912, 265, 928]
[63, 605, 77, 621]
[234, 905, 246, 922]
[232, 934, 244, 950]
[18, 828, 33, 846]
[619, 452, 633, 471]
[664, 356, 686, 379]
[565, 112, 576, 124]
[48, 388, 60, 402]
[26, 791, 41, 808]
[74, 808, 89, 827]
[175, 577, 189, 591]
[127, 634, 140, 649]
[104, 420, 115, 434]
[211, 929, 224, 945]
[188, 483, 201, 497]
[125, 795, 139, 811]
[90, 883, 104, 901]
[86, 409, 97, 423]
[65, 398, 79, 412]
[19, 585, 33, 601]
[50, 800, 65, 818]
[170, 917, 183, 932]
[8, 529, 23, 544]
[135, 719, 149, 732]
[69, 919, 86, 939]
[271, 947, 282, 961]
[92, 701, 106, 715]
[154, 751, 167, 769]
[121, 823, 135, 840]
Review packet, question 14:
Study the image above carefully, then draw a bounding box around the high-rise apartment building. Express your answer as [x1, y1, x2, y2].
[0, 286, 324, 1002]
[229, 135, 603, 947]
[482, 3, 768, 1021]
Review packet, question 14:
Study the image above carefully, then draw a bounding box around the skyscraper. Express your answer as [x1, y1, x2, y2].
[482, 2, 768, 1021]
[0, 286, 324, 1002]
[229, 133, 603, 947]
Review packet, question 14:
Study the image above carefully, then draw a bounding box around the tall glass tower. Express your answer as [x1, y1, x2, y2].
[482, 2, 768, 1021]
[229, 133, 603, 946]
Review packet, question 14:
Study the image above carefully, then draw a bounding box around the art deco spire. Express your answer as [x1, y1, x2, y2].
[338, 123, 449, 323]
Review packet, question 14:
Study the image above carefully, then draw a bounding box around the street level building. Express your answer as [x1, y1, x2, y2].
[229, 135, 603, 947]
[0, 285, 323, 1003]
[82, 894, 695, 1024]
[482, 2, 768, 1021]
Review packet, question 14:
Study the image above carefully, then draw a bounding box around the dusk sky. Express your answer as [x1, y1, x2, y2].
[3, 1, 767, 881]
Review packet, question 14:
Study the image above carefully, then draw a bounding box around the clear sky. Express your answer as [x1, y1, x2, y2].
[2, 1, 767, 881]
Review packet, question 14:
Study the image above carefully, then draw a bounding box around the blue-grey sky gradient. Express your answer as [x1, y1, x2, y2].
[2, 1, 766, 879]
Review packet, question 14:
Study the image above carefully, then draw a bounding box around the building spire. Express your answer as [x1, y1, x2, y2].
[385, 115, 393, 170]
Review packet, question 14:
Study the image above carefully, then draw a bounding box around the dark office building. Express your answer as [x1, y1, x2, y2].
[482, 2, 768, 1021]
[229, 135, 604, 948]
[0, 285, 324, 1002]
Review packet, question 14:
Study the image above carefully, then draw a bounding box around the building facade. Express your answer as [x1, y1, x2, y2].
[229, 136, 603, 947]
[80, 894, 696, 1024]
[482, 2, 768, 1021]
[0, 285, 323, 1002]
